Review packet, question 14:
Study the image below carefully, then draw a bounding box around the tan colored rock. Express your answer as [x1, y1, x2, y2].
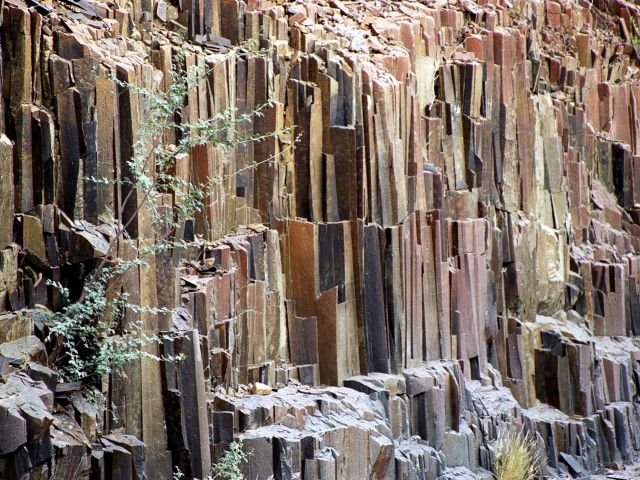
[0, 313, 33, 343]
[17, 215, 46, 262]
[252, 382, 272, 395]
[0, 135, 14, 250]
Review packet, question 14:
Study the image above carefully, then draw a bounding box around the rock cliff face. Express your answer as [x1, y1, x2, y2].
[2, 0, 640, 478]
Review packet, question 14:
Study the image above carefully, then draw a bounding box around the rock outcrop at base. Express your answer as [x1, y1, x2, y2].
[2, 0, 640, 478]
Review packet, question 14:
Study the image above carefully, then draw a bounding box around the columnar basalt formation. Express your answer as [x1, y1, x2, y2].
[2, 0, 640, 478]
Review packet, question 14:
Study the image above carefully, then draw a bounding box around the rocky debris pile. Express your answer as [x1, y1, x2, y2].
[0, 317, 146, 478]
[212, 363, 493, 480]
[209, 353, 640, 479]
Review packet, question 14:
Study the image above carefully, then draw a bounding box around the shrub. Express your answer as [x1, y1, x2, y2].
[46, 36, 292, 386]
[209, 440, 249, 480]
[172, 440, 249, 480]
[493, 426, 545, 480]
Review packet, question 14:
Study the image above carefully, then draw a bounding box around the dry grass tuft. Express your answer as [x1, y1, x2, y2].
[493, 426, 545, 480]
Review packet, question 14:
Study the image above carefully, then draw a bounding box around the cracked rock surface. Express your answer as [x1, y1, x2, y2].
[3, 0, 640, 478]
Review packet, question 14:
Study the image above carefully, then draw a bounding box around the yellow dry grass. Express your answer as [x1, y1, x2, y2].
[494, 427, 545, 480]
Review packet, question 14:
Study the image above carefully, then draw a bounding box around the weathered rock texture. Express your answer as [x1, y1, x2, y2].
[2, 0, 640, 478]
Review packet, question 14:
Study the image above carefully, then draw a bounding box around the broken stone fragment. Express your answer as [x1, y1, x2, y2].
[25, 362, 58, 392]
[71, 391, 102, 441]
[68, 224, 111, 263]
[50, 414, 91, 479]
[0, 396, 28, 455]
[1, 373, 54, 413]
[252, 382, 272, 395]
[0, 335, 48, 365]
[16, 215, 46, 264]
[102, 433, 146, 480]
[0, 311, 34, 343]
[155, 0, 167, 22]
[0, 373, 54, 461]
[18, 395, 54, 440]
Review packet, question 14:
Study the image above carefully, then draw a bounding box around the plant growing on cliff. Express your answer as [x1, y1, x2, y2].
[45, 265, 177, 381]
[493, 426, 545, 480]
[46, 37, 292, 385]
[209, 439, 249, 480]
[172, 440, 249, 480]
